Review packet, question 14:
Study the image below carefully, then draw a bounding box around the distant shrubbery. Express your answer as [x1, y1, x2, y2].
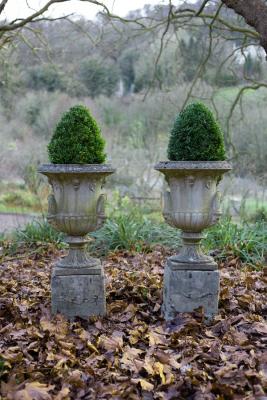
[79, 58, 119, 98]
[24, 64, 66, 92]
[0, 190, 36, 209]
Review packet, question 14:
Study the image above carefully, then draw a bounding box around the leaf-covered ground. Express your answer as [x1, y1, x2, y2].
[0, 246, 266, 400]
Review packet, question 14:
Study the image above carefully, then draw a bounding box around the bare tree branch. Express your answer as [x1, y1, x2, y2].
[173, 9, 260, 39]
[0, 0, 8, 16]
[144, 1, 174, 98]
[0, 0, 69, 31]
[181, 2, 223, 109]
[195, 0, 211, 16]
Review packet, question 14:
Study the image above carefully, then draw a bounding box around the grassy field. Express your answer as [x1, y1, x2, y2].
[214, 86, 267, 104]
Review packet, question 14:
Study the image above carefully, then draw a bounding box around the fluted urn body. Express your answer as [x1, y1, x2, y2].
[38, 164, 115, 319]
[39, 164, 114, 267]
[155, 161, 232, 320]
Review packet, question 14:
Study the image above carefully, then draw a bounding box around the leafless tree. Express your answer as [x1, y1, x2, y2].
[1, 0, 267, 153]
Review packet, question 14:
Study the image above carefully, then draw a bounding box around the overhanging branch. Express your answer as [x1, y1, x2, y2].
[221, 0, 267, 54]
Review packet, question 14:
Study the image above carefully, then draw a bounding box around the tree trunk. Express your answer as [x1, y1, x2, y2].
[222, 0, 267, 55]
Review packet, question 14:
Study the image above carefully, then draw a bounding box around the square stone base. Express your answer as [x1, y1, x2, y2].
[51, 265, 106, 320]
[162, 260, 220, 321]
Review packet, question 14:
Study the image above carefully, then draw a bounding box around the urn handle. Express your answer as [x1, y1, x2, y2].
[96, 194, 107, 229]
[47, 193, 58, 229]
[47, 193, 57, 217]
[210, 191, 222, 225]
[163, 190, 175, 227]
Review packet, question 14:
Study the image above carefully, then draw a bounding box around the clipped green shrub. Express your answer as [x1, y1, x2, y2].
[48, 105, 106, 164]
[167, 102, 226, 161]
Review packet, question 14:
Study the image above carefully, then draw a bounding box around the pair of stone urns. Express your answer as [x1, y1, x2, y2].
[39, 103, 231, 321]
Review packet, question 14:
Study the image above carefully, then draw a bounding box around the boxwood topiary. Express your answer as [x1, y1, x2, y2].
[167, 102, 226, 161]
[48, 105, 106, 164]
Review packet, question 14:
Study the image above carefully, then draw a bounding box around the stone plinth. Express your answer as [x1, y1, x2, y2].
[162, 258, 220, 320]
[51, 263, 106, 320]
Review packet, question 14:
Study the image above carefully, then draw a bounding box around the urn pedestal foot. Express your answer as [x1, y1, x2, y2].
[51, 262, 106, 320]
[162, 258, 220, 321]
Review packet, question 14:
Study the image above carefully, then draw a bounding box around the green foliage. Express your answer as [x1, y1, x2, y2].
[79, 58, 119, 98]
[0, 188, 39, 210]
[204, 218, 266, 266]
[13, 219, 64, 247]
[48, 105, 106, 164]
[90, 197, 179, 254]
[25, 64, 65, 92]
[133, 43, 180, 92]
[91, 206, 266, 267]
[168, 102, 226, 161]
[248, 207, 267, 223]
[1, 191, 265, 268]
[90, 213, 179, 255]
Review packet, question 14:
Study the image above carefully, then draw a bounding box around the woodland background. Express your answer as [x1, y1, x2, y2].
[0, 1, 267, 399]
[0, 0, 266, 220]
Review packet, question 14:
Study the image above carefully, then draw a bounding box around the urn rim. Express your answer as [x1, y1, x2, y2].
[38, 163, 115, 175]
[154, 160, 232, 172]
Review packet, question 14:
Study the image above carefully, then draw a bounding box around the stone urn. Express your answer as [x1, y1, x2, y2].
[154, 161, 231, 320]
[38, 163, 115, 319]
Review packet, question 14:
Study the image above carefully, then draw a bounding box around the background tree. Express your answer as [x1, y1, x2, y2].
[0, 0, 267, 191]
[79, 57, 119, 98]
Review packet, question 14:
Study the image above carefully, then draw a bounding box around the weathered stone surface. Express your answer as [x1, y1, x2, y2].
[154, 161, 232, 268]
[162, 260, 220, 320]
[154, 160, 231, 320]
[38, 163, 115, 320]
[154, 160, 232, 172]
[168, 255, 217, 271]
[51, 265, 106, 319]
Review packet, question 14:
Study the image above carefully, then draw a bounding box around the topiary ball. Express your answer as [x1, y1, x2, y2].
[167, 102, 226, 161]
[48, 105, 106, 164]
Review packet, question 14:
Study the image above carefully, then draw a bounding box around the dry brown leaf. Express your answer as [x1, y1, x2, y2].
[13, 382, 54, 400]
[132, 378, 154, 391]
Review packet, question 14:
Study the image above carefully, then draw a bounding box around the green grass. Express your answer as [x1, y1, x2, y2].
[204, 218, 266, 266]
[0, 187, 43, 214]
[215, 86, 267, 104]
[12, 219, 64, 247]
[89, 208, 179, 255]
[1, 197, 266, 268]
[222, 196, 267, 223]
[0, 204, 39, 214]
[241, 198, 267, 215]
